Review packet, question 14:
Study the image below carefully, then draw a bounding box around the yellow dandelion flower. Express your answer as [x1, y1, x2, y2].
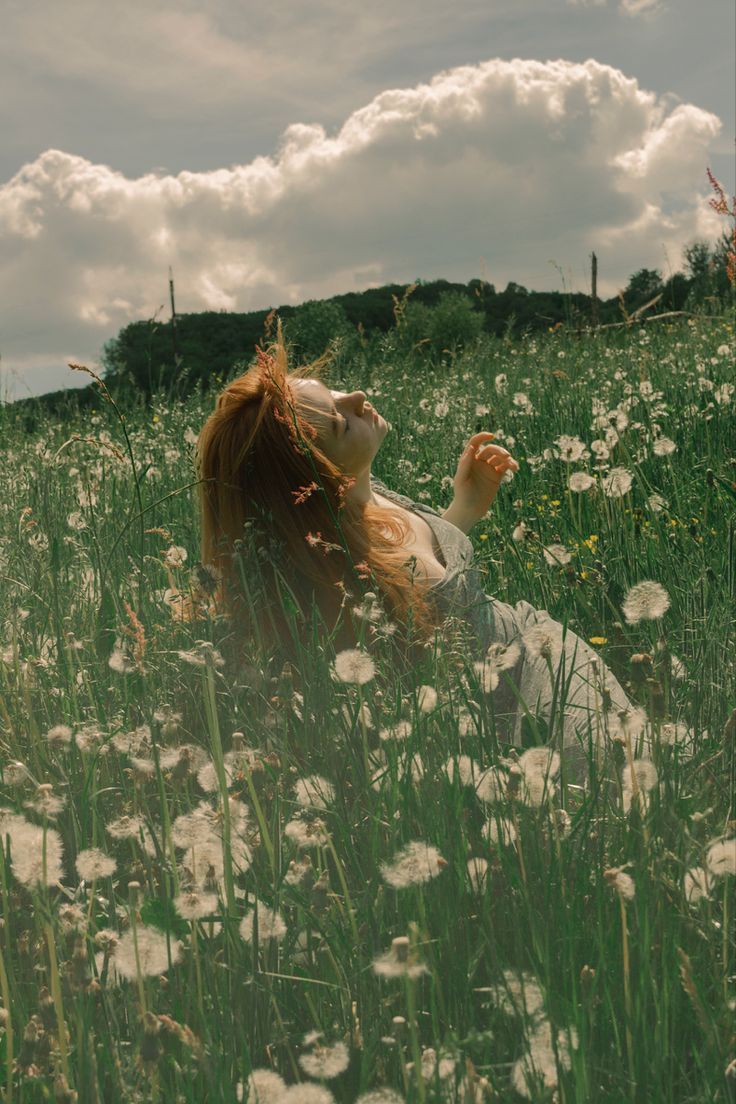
[589, 636, 607, 645]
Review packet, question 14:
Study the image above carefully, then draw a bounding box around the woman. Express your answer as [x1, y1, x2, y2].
[196, 321, 640, 785]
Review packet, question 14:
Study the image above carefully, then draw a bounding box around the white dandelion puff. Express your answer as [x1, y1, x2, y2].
[332, 648, 376, 685]
[622, 580, 670, 624]
[113, 926, 182, 980]
[652, 436, 677, 457]
[76, 848, 116, 881]
[237, 1069, 287, 1104]
[239, 904, 288, 945]
[569, 471, 596, 493]
[298, 1040, 350, 1079]
[380, 840, 447, 889]
[684, 865, 713, 905]
[705, 837, 736, 878]
[293, 775, 335, 810]
[284, 817, 331, 850]
[373, 935, 429, 980]
[604, 865, 636, 901]
[601, 467, 634, 498]
[522, 623, 564, 665]
[483, 815, 518, 847]
[542, 543, 572, 567]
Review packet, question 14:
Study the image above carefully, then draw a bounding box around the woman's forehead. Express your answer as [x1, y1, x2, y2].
[293, 378, 334, 408]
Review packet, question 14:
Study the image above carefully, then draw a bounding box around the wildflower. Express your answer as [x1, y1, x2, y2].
[606, 704, 649, 746]
[486, 639, 522, 671]
[705, 837, 736, 877]
[684, 866, 713, 905]
[442, 754, 480, 787]
[76, 848, 116, 881]
[489, 969, 545, 1020]
[25, 784, 66, 819]
[621, 758, 658, 814]
[378, 719, 413, 742]
[106, 814, 146, 840]
[114, 926, 182, 980]
[239, 904, 288, 945]
[414, 1047, 457, 1083]
[293, 775, 335, 810]
[58, 903, 88, 933]
[6, 817, 64, 887]
[284, 816, 330, 849]
[542, 543, 572, 566]
[416, 684, 438, 713]
[3, 761, 31, 786]
[298, 1038, 350, 1079]
[373, 935, 429, 980]
[553, 435, 587, 463]
[622, 580, 671, 624]
[177, 641, 225, 669]
[604, 865, 636, 901]
[601, 467, 634, 498]
[164, 545, 188, 568]
[483, 815, 517, 847]
[332, 648, 376, 685]
[521, 622, 564, 665]
[108, 637, 138, 675]
[356, 1092, 405, 1104]
[471, 657, 499, 693]
[569, 471, 596, 493]
[45, 724, 73, 747]
[652, 436, 677, 457]
[280, 1087, 334, 1104]
[647, 493, 668, 512]
[379, 840, 447, 889]
[519, 747, 560, 779]
[474, 765, 509, 804]
[510, 1018, 577, 1099]
[651, 722, 685, 753]
[237, 1069, 287, 1103]
[466, 856, 489, 892]
[174, 890, 219, 921]
[112, 724, 151, 756]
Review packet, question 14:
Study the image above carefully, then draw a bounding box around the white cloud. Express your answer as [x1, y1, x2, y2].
[0, 56, 725, 399]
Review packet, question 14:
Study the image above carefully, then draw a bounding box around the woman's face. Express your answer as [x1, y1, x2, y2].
[291, 378, 388, 475]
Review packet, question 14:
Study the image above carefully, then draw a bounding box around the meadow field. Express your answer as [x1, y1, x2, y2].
[0, 312, 734, 1103]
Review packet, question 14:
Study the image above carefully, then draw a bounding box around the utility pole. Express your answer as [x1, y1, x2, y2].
[169, 266, 180, 367]
[590, 252, 599, 329]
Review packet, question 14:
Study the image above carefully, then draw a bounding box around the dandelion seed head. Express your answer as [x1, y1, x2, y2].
[380, 840, 447, 889]
[332, 647, 376, 685]
[622, 580, 671, 624]
[280, 1086, 334, 1104]
[237, 1070, 287, 1104]
[284, 816, 330, 849]
[466, 856, 489, 892]
[239, 904, 287, 945]
[298, 1040, 350, 1079]
[601, 466, 634, 498]
[652, 436, 677, 457]
[293, 775, 335, 810]
[76, 848, 116, 881]
[522, 623, 564, 664]
[113, 926, 182, 980]
[372, 935, 429, 980]
[483, 815, 517, 847]
[706, 837, 736, 877]
[45, 724, 73, 746]
[684, 865, 713, 905]
[356, 1091, 405, 1104]
[569, 471, 596, 493]
[604, 866, 636, 901]
[174, 890, 219, 921]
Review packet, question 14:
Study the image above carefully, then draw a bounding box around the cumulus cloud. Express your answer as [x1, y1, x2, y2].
[0, 56, 724, 398]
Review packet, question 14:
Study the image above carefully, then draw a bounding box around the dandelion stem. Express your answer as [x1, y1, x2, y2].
[0, 937, 14, 1104]
[404, 971, 426, 1104]
[619, 895, 636, 1096]
[44, 921, 70, 1084]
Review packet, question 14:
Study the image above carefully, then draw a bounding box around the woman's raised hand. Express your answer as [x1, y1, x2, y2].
[452, 432, 520, 518]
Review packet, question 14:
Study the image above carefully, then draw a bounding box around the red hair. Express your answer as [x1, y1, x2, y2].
[195, 319, 446, 670]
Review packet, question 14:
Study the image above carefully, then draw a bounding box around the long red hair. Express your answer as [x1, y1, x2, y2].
[195, 319, 446, 670]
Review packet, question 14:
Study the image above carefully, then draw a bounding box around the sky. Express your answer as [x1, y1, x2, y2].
[0, 0, 733, 402]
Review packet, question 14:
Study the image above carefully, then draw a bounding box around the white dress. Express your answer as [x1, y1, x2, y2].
[371, 475, 643, 787]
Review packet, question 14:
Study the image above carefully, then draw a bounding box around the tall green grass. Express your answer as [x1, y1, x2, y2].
[0, 313, 734, 1103]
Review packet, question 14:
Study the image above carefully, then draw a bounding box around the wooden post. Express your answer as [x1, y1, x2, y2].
[590, 252, 599, 329]
[169, 265, 180, 366]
